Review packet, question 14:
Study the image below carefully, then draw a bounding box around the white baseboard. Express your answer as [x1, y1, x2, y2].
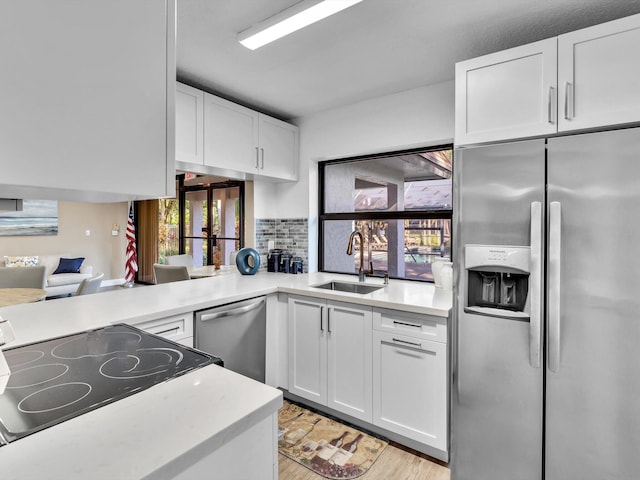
[102, 278, 126, 287]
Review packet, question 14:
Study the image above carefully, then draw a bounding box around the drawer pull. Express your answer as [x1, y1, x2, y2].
[393, 320, 422, 329]
[392, 338, 422, 348]
[155, 326, 180, 336]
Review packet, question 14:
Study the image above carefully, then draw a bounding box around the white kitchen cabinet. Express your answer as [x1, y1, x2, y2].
[204, 93, 259, 174]
[257, 115, 298, 181]
[0, 0, 175, 200]
[204, 92, 298, 181]
[558, 14, 640, 132]
[456, 13, 640, 145]
[288, 296, 326, 403]
[372, 308, 448, 452]
[288, 295, 372, 422]
[176, 82, 204, 165]
[455, 38, 558, 145]
[135, 312, 194, 348]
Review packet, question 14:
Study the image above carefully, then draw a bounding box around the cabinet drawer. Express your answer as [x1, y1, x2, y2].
[135, 313, 193, 342]
[373, 308, 447, 343]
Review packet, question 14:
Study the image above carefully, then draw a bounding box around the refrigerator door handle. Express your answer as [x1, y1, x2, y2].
[548, 201, 562, 372]
[529, 202, 542, 368]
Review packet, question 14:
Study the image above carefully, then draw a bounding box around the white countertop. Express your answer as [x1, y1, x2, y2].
[0, 271, 451, 479]
[0, 272, 451, 348]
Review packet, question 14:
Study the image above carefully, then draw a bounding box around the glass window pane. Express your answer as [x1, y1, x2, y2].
[158, 199, 179, 264]
[321, 147, 453, 283]
[323, 149, 452, 214]
[323, 218, 451, 282]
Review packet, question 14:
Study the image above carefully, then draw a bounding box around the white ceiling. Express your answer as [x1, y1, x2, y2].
[177, 0, 640, 121]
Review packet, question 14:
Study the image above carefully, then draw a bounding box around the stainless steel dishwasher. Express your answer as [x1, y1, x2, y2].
[194, 296, 266, 383]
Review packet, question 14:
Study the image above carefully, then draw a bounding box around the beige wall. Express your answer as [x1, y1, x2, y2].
[0, 201, 129, 281]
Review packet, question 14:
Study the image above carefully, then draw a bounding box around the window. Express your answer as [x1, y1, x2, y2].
[319, 146, 452, 282]
[135, 175, 244, 284]
[178, 175, 244, 267]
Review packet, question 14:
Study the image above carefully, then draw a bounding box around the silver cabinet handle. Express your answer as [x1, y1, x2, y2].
[255, 147, 259, 168]
[564, 82, 574, 120]
[260, 147, 265, 169]
[199, 299, 264, 321]
[392, 338, 421, 348]
[529, 202, 542, 368]
[548, 86, 556, 125]
[320, 306, 324, 332]
[155, 326, 180, 336]
[548, 201, 562, 372]
[327, 308, 331, 333]
[392, 320, 422, 329]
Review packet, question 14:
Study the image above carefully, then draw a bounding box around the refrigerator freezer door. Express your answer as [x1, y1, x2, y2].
[546, 127, 640, 480]
[452, 140, 545, 480]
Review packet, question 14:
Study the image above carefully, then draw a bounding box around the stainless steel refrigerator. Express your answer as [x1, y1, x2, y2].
[451, 126, 640, 480]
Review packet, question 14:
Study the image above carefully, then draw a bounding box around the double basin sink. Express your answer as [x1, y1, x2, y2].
[312, 281, 383, 295]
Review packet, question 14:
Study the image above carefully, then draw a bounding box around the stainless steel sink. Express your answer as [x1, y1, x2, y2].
[312, 281, 383, 294]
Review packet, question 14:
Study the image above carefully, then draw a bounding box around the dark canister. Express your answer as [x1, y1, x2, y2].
[290, 257, 303, 274]
[267, 249, 283, 272]
[280, 253, 292, 273]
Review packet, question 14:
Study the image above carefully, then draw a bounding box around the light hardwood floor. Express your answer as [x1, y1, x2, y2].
[279, 443, 450, 480]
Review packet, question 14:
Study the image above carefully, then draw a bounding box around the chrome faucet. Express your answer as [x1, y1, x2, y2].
[346, 229, 371, 282]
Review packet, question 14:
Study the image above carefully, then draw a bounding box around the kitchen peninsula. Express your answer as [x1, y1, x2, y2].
[0, 272, 451, 479]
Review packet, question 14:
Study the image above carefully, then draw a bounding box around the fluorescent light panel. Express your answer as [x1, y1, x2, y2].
[238, 0, 363, 50]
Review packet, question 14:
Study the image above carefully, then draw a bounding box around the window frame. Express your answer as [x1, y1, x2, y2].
[318, 144, 453, 282]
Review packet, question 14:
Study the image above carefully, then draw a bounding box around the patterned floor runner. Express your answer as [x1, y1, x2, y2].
[278, 401, 388, 479]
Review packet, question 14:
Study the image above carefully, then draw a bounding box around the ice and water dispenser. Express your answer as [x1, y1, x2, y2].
[464, 245, 531, 319]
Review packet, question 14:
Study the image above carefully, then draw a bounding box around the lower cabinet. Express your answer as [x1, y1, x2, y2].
[288, 295, 372, 422]
[372, 330, 447, 451]
[286, 297, 449, 457]
[134, 312, 194, 348]
[372, 308, 448, 452]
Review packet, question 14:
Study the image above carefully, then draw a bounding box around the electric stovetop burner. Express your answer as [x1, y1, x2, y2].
[0, 323, 221, 446]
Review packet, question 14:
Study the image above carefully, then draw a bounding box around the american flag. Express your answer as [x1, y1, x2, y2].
[124, 203, 138, 283]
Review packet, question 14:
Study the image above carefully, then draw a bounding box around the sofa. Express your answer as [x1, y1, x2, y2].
[1, 254, 93, 297]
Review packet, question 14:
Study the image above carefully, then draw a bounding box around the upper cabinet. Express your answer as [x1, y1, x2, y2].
[456, 13, 640, 146]
[0, 0, 176, 200]
[176, 83, 204, 165]
[257, 115, 299, 181]
[203, 94, 259, 174]
[558, 14, 640, 132]
[202, 93, 298, 182]
[455, 38, 558, 145]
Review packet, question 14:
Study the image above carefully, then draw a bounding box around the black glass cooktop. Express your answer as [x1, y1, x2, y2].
[0, 323, 221, 446]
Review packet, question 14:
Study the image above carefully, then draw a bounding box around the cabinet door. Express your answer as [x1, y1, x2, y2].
[326, 301, 372, 422]
[204, 93, 258, 173]
[558, 14, 640, 132]
[455, 38, 557, 145]
[288, 296, 327, 404]
[372, 330, 447, 451]
[0, 0, 175, 199]
[258, 115, 298, 181]
[176, 83, 204, 165]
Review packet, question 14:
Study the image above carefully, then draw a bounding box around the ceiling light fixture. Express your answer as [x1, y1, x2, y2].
[238, 0, 363, 50]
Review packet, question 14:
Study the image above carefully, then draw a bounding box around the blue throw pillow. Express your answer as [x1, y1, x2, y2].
[53, 257, 85, 274]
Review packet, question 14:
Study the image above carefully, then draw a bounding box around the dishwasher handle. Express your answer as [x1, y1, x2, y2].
[199, 298, 265, 322]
